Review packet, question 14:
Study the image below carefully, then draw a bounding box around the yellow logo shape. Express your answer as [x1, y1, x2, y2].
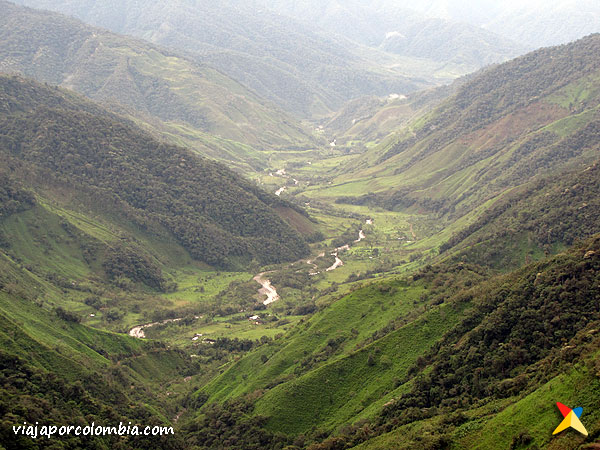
[553, 402, 588, 436]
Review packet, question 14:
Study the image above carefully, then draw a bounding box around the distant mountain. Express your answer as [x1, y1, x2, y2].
[0, 1, 316, 170]
[406, 0, 600, 49]
[330, 34, 600, 218]
[249, 0, 526, 74]
[8, 0, 436, 118]
[0, 74, 309, 268]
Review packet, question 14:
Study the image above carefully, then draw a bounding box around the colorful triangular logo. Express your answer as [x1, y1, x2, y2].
[553, 402, 588, 436]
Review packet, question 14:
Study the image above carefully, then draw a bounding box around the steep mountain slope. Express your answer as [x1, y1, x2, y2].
[322, 34, 600, 219]
[370, 236, 600, 449]
[0, 75, 309, 268]
[2, 4, 600, 450]
[198, 272, 481, 434]
[0, 1, 315, 169]
[171, 33, 600, 450]
[0, 188, 199, 449]
[324, 83, 456, 145]
[9, 0, 435, 118]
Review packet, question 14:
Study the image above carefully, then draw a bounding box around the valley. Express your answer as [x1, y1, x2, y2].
[1, 2, 600, 449]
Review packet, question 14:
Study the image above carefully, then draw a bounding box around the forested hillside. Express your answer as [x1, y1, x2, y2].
[188, 234, 600, 449]
[0, 203, 196, 449]
[0, 75, 309, 267]
[0, 0, 316, 169]
[1, 2, 599, 450]
[165, 34, 600, 449]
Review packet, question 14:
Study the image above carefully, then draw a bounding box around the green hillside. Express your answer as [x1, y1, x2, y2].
[188, 234, 600, 449]
[0, 0, 317, 170]
[439, 163, 600, 269]
[1, 5, 600, 450]
[323, 84, 456, 147]
[0, 74, 318, 449]
[168, 35, 600, 449]
[313, 34, 600, 220]
[0, 231, 193, 449]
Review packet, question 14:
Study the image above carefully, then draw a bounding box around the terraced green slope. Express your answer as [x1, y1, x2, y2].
[0, 0, 317, 170]
[439, 162, 600, 269]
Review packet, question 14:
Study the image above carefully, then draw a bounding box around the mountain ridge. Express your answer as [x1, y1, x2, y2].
[8, 0, 439, 118]
[0, 0, 317, 170]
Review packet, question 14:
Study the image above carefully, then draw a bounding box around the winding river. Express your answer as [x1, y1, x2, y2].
[129, 220, 373, 338]
[128, 317, 183, 339]
[253, 272, 280, 305]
